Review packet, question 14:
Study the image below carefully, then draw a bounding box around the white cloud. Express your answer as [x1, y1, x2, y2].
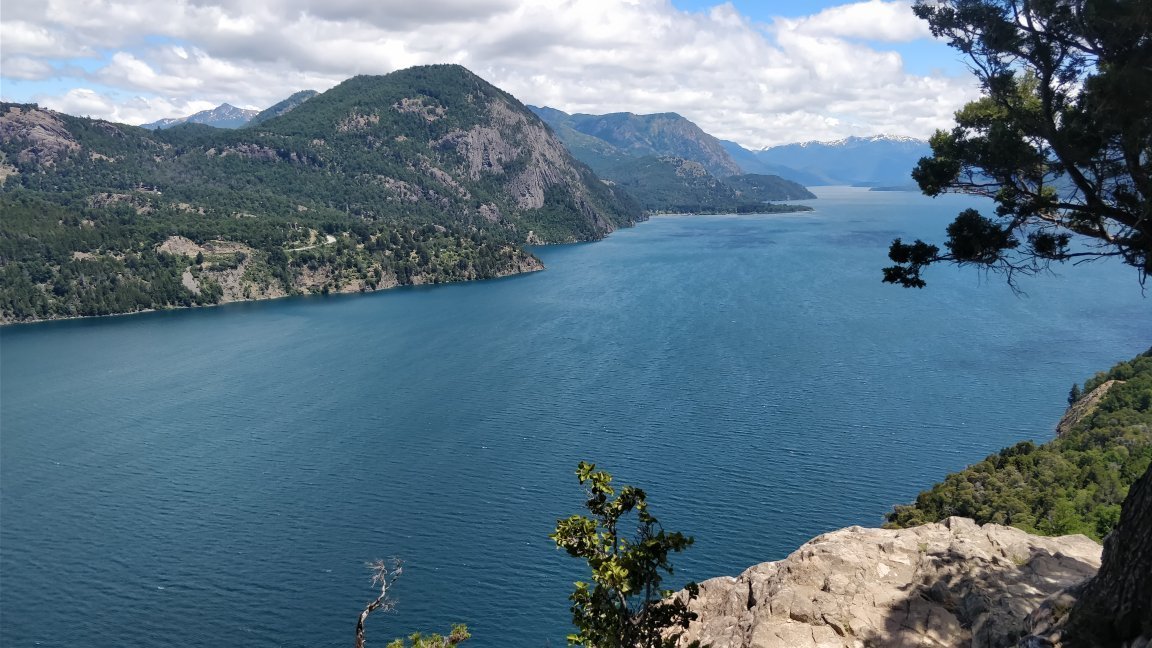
[2, 0, 980, 146]
[782, 0, 931, 42]
[39, 88, 218, 124]
[1, 56, 57, 80]
[0, 20, 94, 58]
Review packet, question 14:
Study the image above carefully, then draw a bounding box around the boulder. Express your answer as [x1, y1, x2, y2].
[676, 518, 1100, 648]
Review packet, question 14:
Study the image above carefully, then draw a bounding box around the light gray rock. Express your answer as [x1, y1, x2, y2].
[676, 518, 1101, 648]
[1056, 380, 1121, 437]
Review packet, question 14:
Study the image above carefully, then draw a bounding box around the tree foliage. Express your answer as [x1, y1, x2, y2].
[885, 0, 1151, 288]
[552, 462, 703, 648]
[384, 626, 471, 648]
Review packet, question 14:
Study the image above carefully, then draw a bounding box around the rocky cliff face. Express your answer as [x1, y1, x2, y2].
[1055, 380, 1120, 437]
[0, 104, 82, 167]
[257, 65, 643, 243]
[675, 517, 1101, 648]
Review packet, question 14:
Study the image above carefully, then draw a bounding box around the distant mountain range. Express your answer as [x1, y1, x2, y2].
[743, 135, 930, 188]
[528, 105, 927, 192]
[144, 95, 928, 190]
[140, 103, 260, 130]
[139, 91, 320, 130]
[0, 61, 938, 324]
[529, 106, 814, 211]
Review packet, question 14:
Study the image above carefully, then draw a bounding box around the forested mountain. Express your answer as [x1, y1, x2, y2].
[599, 156, 814, 213]
[246, 90, 319, 127]
[0, 64, 642, 323]
[530, 107, 814, 212]
[530, 107, 742, 177]
[139, 103, 259, 130]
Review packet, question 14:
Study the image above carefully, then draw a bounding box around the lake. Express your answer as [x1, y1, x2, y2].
[1, 187, 1148, 647]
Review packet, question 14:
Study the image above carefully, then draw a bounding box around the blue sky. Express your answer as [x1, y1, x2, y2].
[0, 0, 980, 147]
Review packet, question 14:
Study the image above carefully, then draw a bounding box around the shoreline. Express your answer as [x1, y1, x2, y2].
[1, 200, 818, 328]
[0, 263, 544, 328]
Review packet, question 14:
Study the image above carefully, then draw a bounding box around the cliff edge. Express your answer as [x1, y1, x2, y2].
[675, 517, 1101, 648]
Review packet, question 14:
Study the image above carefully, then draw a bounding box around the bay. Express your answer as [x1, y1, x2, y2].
[1, 187, 1148, 647]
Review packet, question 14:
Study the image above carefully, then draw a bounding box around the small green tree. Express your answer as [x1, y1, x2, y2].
[1068, 382, 1082, 405]
[551, 462, 704, 648]
[385, 625, 471, 648]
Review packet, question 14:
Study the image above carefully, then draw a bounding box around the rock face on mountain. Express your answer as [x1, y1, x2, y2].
[675, 517, 1101, 648]
[1055, 380, 1120, 437]
[257, 66, 641, 242]
[0, 104, 82, 167]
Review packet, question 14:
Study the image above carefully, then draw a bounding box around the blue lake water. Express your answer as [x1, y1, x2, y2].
[1, 187, 1148, 647]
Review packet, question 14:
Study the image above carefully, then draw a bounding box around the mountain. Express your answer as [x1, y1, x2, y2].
[246, 90, 318, 127]
[754, 135, 930, 186]
[139, 103, 259, 130]
[723, 172, 818, 201]
[530, 107, 813, 212]
[718, 139, 827, 186]
[597, 156, 812, 213]
[0, 64, 642, 323]
[529, 107, 743, 178]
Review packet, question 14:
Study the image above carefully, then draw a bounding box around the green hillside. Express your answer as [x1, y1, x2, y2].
[600, 156, 814, 213]
[246, 90, 318, 127]
[0, 65, 642, 323]
[886, 349, 1152, 540]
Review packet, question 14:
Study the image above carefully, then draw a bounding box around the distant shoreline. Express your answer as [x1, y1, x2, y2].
[0, 263, 544, 328]
[644, 204, 815, 216]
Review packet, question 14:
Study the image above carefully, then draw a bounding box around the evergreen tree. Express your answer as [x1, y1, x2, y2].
[884, 0, 1151, 289]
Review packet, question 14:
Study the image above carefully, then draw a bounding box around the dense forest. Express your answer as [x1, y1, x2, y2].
[599, 156, 815, 214]
[887, 349, 1152, 541]
[0, 65, 647, 323]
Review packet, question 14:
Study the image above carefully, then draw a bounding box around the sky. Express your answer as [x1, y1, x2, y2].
[0, 0, 981, 148]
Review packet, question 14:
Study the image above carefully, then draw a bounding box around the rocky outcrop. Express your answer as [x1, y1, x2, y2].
[1053, 465, 1152, 647]
[676, 517, 1101, 648]
[1056, 380, 1120, 436]
[0, 105, 81, 167]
